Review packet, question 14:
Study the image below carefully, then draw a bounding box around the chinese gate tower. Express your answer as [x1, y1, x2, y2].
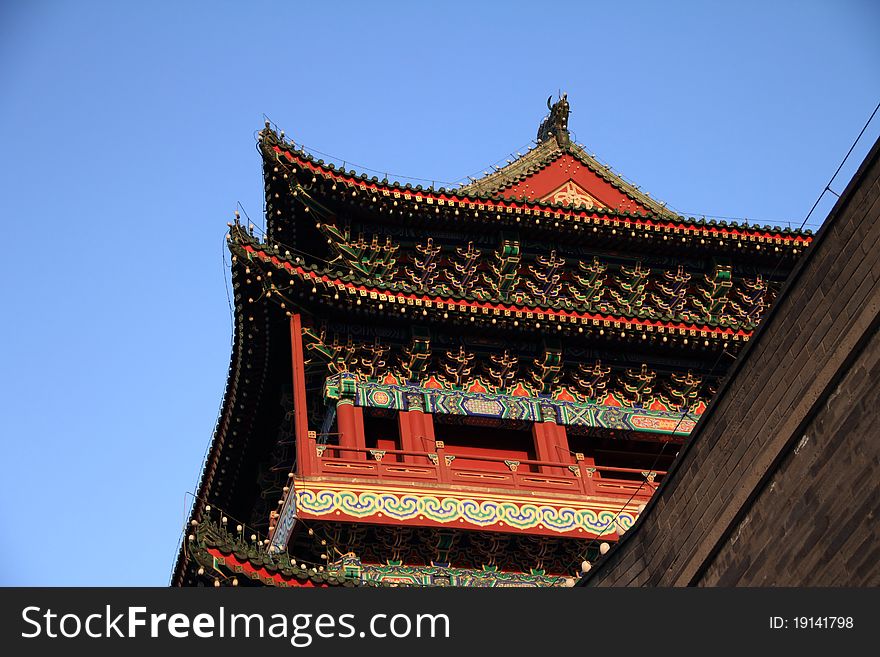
[174, 96, 809, 587]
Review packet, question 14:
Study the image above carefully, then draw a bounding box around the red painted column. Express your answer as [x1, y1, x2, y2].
[550, 423, 572, 464]
[553, 422, 572, 475]
[533, 403, 568, 475]
[532, 422, 555, 474]
[414, 410, 436, 452]
[289, 314, 312, 475]
[416, 411, 436, 452]
[436, 440, 451, 483]
[577, 453, 597, 495]
[398, 411, 416, 462]
[353, 406, 365, 449]
[399, 395, 434, 464]
[336, 400, 361, 459]
[419, 412, 437, 470]
[421, 412, 436, 446]
[399, 409, 434, 463]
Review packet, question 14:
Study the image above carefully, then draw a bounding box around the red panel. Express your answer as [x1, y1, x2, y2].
[354, 406, 366, 446]
[421, 413, 436, 445]
[437, 422, 536, 472]
[337, 402, 364, 460]
[496, 154, 648, 213]
[411, 410, 435, 452]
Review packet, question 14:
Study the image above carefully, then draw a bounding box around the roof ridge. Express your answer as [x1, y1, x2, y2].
[457, 137, 676, 218]
[458, 139, 560, 195]
[566, 141, 675, 218]
[260, 126, 813, 236]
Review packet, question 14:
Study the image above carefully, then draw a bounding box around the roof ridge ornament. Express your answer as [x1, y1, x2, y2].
[537, 93, 571, 148]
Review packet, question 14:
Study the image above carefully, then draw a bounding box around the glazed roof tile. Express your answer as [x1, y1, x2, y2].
[260, 125, 812, 239]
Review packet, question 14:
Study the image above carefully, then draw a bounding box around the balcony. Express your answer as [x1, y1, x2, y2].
[307, 438, 662, 501]
[271, 432, 666, 549]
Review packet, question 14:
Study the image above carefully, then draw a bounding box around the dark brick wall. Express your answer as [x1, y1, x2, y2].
[700, 327, 880, 585]
[582, 138, 880, 587]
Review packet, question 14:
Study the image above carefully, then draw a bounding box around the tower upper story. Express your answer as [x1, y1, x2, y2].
[175, 96, 812, 586]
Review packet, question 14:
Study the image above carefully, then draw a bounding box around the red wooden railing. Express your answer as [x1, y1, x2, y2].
[303, 434, 663, 501]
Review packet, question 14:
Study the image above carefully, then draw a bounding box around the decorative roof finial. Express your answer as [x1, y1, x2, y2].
[537, 93, 571, 148]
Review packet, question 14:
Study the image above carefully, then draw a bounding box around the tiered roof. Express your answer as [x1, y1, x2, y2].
[174, 96, 812, 586]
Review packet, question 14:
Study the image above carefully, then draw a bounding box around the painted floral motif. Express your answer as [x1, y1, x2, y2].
[539, 180, 605, 210]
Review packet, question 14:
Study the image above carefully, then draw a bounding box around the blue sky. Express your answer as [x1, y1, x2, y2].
[0, 1, 877, 585]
